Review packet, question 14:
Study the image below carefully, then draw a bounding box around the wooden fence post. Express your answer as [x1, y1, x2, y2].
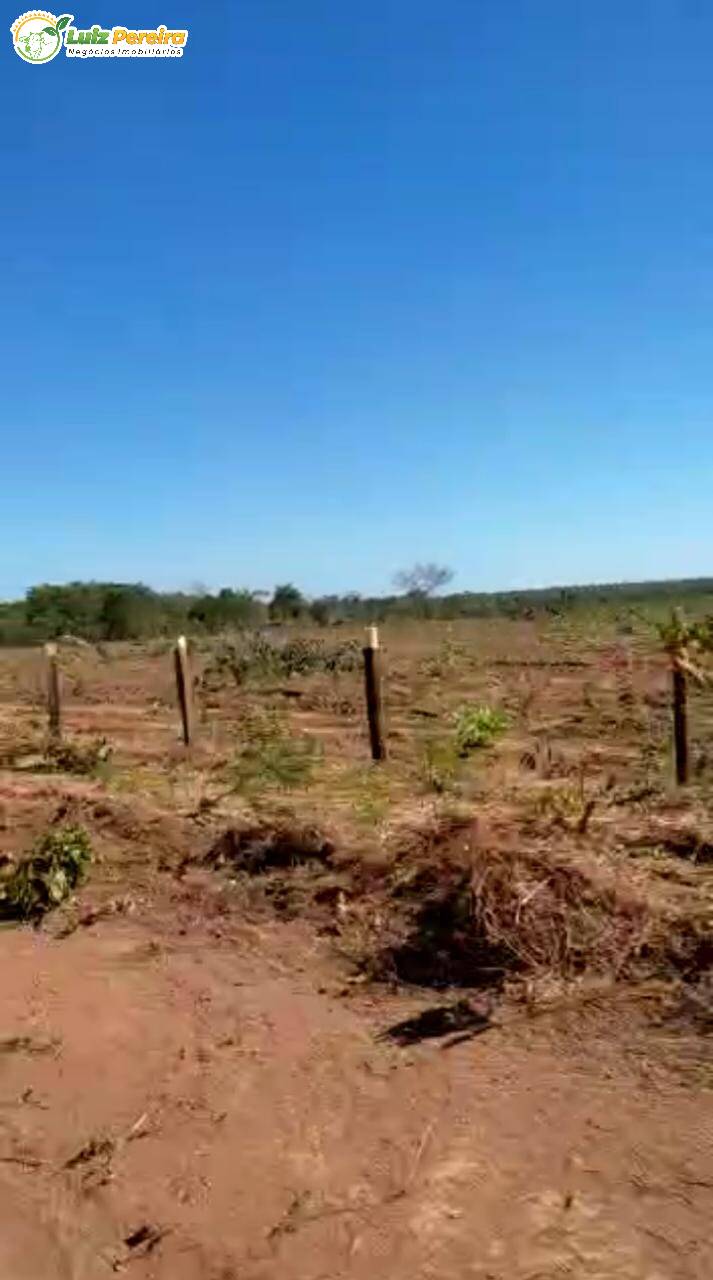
[363, 625, 386, 762]
[174, 635, 194, 746]
[672, 663, 688, 786]
[45, 643, 61, 740]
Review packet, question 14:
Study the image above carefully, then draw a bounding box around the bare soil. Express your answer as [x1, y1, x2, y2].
[0, 869, 711, 1280]
[0, 621, 712, 1277]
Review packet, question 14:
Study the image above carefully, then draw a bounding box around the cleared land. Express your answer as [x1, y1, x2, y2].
[0, 616, 711, 1279]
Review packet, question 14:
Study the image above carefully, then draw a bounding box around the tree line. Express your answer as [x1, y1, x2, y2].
[1, 571, 712, 646]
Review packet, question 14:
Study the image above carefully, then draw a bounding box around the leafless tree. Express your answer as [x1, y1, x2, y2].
[393, 563, 454, 596]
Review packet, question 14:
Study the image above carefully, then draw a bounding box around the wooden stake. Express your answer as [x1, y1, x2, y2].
[672, 664, 688, 786]
[363, 625, 386, 761]
[174, 635, 194, 746]
[45, 643, 61, 740]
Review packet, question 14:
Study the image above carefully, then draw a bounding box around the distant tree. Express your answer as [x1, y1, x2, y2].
[4, 574, 713, 649]
[100, 585, 160, 640]
[309, 599, 331, 627]
[26, 582, 101, 638]
[24, 582, 164, 641]
[393, 563, 454, 597]
[269, 583, 304, 622]
[188, 588, 263, 633]
[0, 598, 38, 646]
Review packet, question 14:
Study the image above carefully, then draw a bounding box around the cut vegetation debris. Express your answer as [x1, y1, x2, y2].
[356, 843, 650, 989]
[0, 825, 92, 921]
[44, 737, 112, 776]
[205, 822, 334, 876]
[0, 735, 111, 777]
[201, 817, 709, 995]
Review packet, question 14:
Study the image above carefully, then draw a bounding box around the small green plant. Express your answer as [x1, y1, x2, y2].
[657, 609, 713, 676]
[0, 826, 92, 922]
[452, 704, 508, 756]
[656, 609, 713, 785]
[226, 711, 320, 794]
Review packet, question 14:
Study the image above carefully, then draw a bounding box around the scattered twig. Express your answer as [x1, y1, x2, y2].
[0, 1153, 45, 1169]
[0, 1035, 58, 1057]
[406, 1119, 435, 1189]
[125, 1112, 149, 1142]
[64, 1136, 115, 1169]
[576, 798, 597, 835]
[124, 1224, 169, 1254]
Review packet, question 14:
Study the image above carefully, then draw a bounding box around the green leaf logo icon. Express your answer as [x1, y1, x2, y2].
[11, 11, 73, 63]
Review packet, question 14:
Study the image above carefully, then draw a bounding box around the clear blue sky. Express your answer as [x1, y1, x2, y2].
[3, 1, 712, 600]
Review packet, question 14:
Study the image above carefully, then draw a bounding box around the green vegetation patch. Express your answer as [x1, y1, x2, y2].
[225, 711, 321, 794]
[453, 704, 509, 755]
[202, 634, 361, 690]
[0, 826, 92, 922]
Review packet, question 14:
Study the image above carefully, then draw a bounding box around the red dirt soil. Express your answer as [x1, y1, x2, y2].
[0, 873, 711, 1280]
[1, 621, 712, 1279]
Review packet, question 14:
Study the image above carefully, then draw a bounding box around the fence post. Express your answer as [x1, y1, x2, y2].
[363, 625, 386, 761]
[45, 643, 62, 740]
[174, 635, 194, 746]
[672, 663, 688, 785]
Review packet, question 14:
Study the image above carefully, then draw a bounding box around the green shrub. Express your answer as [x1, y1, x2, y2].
[201, 634, 361, 693]
[0, 826, 92, 921]
[283, 637, 362, 675]
[453, 705, 508, 756]
[226, 712, 320, 794]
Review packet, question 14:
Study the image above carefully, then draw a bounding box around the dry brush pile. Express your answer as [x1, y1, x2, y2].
[196, 814, 711, 1001]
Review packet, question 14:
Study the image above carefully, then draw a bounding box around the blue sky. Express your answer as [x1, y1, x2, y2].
[2, 1, 712, 599]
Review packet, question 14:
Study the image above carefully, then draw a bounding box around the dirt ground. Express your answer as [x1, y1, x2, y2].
[0, 619, 711, 1278]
